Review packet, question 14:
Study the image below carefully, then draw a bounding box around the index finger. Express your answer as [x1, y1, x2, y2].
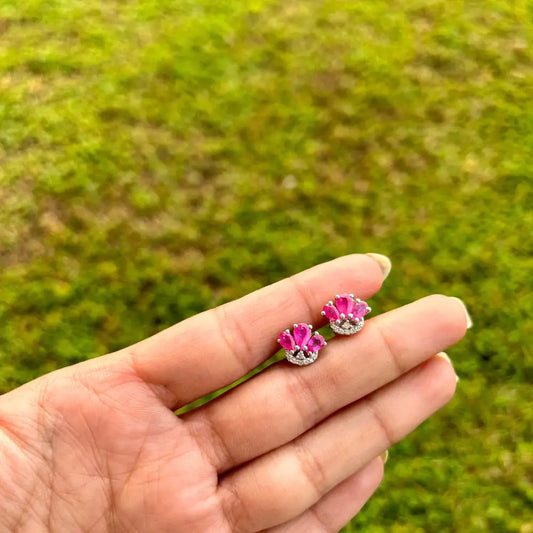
[123, 254, 387, 408]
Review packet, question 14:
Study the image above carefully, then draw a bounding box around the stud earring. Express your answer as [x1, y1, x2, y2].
[277, 323, 326, 366]
[321, 293, 371, 335]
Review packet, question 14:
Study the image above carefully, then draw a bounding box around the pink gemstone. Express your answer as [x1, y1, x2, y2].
[307, 334, 325, 353]
[278, 331, 295, 351]
[293, 323, 312, 348]
[323, 304, 340, 321]
[353, 301, 370, 318]
[335, 294, 354, 316]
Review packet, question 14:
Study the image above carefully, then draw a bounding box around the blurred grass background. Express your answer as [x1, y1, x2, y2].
[0, 0, 532, 531]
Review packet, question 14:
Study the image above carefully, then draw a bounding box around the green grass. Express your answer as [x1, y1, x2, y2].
[0, 0, 532, 530]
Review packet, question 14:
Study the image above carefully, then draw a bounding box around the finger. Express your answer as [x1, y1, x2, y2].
[265, 458, 384, 533]
[218, 354, 457, 532]
[184, 295, 467, 472]
[124, 254, 385, 408]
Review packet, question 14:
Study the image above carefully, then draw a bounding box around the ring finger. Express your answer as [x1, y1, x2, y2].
[218, 354, 457, 532]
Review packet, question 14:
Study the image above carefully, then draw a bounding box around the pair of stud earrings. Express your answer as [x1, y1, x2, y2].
[277, 293, 371, 366]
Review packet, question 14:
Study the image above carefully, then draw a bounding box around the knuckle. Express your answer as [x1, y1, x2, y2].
[185, 413, 235, 472]
[218, 480, 251, 533]
[286, 275, 316, 319]
[285, 369, 327, 432]
[294, 440, 329, 498]
[309, 506, 335, 533]
[365, 397, 395, 448]
[371, 319, 406, 375]
[213, 303, 254, 373]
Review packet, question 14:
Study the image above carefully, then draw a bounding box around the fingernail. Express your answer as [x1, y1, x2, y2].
[366, 253, 392, 279]
[436, 351, 460, 383]
[380, 449, 389, 465]
[450, 297, 473, 329]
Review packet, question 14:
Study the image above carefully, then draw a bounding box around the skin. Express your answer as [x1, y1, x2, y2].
[0, 255, 468, 532]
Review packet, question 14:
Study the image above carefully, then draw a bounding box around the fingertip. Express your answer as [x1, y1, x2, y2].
[416, 294, 470, 346]
[435, 351, 460, 383]
[339, 456, 384, 503]
[366, 253, 392, 280]
[426, 353, 459, 405]
[361, 456, 385, 493]
[324, 253, 386, 298]
[379, 449, 389, 465]
[448, 297, 473, 330]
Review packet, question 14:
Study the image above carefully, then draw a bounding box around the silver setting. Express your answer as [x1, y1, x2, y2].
[329, 317, 365, 335]
[285, 349, 319, 366]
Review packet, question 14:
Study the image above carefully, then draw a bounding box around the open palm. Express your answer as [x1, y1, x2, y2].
[0, 255, 468, 532]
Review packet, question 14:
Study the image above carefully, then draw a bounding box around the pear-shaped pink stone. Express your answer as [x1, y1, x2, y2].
[323, 304, 340, 321]
[293, 323, 312, 348]
[353, 301, 370, 318]
[335, 294, 354, 315]
[307, 334, 325, 353]
[278, 331, 295, 351]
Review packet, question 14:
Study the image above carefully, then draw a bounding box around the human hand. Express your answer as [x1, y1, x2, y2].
[0, 255, 469, 532]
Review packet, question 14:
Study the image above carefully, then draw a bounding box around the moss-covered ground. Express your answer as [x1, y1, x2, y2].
[0, 1, 532, 530]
